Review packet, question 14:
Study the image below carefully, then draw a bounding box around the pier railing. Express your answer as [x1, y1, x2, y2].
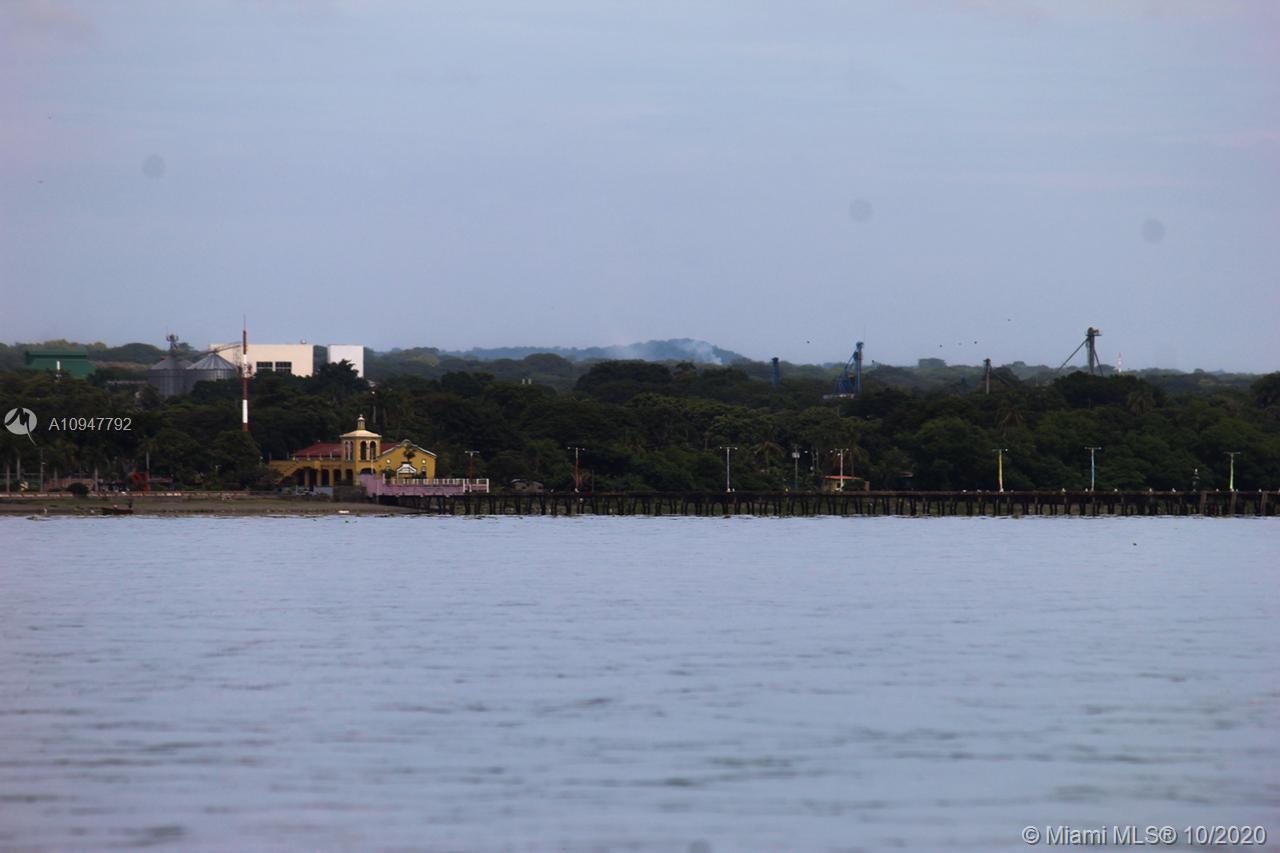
[359, 474, 489, 496]
[373, 489, 1277, 517]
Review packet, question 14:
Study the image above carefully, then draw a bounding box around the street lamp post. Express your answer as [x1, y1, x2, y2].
[831, 448, 850, 492]
[791, 448, 801, 491]
[464, 450, 479, 481]
[1225, 451, 1241, 492]
[1085, 446, 1101, 492]
[992, 447, 1009, 493]
[567, 446, 585, 493]
[718, 446, 737, 492]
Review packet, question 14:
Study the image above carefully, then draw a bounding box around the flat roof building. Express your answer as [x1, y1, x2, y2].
[212, 342, 315, 377]
[326, 344, 365, 378]
[24, 350, 95, 379]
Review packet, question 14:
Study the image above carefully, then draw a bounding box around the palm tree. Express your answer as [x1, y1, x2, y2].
[752, 439, 784, 472]
[1126, 388, 1155, 416]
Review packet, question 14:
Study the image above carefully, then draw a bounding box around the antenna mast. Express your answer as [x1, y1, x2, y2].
[241, 318, 250, 432]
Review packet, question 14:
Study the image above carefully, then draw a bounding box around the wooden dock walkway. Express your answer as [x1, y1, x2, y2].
[377, 490, 1277, 518]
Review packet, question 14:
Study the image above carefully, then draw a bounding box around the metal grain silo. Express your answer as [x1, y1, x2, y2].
[147, 354, 194, 397]
[188, 351, 238, 386]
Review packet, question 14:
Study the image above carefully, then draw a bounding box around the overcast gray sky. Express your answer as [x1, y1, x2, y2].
[2, 0, 1277, 370]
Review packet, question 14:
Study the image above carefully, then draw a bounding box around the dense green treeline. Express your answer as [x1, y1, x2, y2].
[3, 361, 1278, 492]
[2, 339, 1265, 397]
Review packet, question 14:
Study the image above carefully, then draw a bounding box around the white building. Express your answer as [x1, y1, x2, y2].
[211, 342, 315, 377]
[326, 344, 365, 378]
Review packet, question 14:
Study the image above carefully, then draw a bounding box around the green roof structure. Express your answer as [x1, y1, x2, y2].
[24, 350, 96, 379]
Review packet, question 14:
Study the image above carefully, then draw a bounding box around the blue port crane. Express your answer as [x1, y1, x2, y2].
[823, 342, 863, 400]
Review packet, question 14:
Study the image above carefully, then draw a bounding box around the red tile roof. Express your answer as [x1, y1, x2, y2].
[292, 440, 401, 459]
[292, 442, 342, 459]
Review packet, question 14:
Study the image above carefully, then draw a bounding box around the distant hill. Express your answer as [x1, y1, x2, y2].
[0, 340, 168, 372]
[444, 338, 748, 365]
[3, 338, 1266, 397]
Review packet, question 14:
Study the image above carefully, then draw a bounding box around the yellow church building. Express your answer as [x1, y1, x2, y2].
[270, 415, 437, 491]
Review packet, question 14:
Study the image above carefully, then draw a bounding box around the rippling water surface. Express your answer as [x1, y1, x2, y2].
[1, 516, 1277, 850]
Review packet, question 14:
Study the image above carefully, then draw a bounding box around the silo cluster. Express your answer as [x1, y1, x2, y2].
[147, 350, 238, 397]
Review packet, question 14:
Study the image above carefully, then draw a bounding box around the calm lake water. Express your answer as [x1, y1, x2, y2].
[1, 516, 1276, 850]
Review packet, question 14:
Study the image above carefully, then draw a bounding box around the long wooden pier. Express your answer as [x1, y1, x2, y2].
[376, 490, 1277, 518]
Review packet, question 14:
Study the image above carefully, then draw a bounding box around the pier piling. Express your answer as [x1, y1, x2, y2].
[380, 490, 1277, 518]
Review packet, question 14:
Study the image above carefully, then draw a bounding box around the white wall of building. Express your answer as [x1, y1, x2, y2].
[326, 344, 365, 378]
[212, 343, 315, 377]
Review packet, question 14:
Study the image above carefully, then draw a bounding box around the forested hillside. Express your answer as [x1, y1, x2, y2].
[3, 359, 1277, 493]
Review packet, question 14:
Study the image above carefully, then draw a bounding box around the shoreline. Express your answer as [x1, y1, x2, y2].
[0, 495, 412, 517]
[3, 489, 1275, 518]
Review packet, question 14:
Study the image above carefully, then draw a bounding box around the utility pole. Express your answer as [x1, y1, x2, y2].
[791, 448, 801, 491]
[831, 447, 850, 492]
[1085, 446, 1101, 492]
[717, 446, 737, 492]
[567, 446, 585, 493]
[464, 450, 479, 481]
[1218, 448, 1239, 489]
[992, 447, 1008, 493]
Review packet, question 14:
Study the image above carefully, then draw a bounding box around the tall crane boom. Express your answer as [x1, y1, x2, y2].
[1057, 327, 1103, 376]
[823, 341, 864, 400]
